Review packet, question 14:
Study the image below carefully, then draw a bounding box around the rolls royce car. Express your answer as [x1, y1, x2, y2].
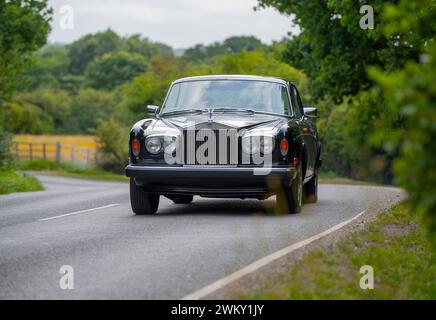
[125, 75, 321, 215]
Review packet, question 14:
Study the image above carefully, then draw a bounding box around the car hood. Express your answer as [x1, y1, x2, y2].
[154, 112, 285, 131]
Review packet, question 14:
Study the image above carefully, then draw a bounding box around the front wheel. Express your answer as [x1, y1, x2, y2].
[275, 165, 303, 214]
[130, 178, 159, 215]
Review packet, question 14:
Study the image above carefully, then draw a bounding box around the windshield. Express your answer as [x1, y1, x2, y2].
[162, 80, 291, 115]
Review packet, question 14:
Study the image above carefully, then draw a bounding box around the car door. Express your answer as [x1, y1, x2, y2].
[289, 84, 316, 181]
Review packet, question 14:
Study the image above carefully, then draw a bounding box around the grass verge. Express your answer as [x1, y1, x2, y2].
[17, 159, 128, 182]
[0, 170, 44, 195]
[242, 204, 436, 299]
[319, 171, 376, 185]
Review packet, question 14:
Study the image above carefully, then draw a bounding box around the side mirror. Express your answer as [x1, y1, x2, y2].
[304, 107, 317, 117]
[147, 105, 160, 115]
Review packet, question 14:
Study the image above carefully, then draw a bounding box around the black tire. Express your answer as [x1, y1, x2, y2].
[275, 164, 303, 214]
[170, 195, 194, 204]
[130, 178, 159, 215]
[303, 166, 318, 204]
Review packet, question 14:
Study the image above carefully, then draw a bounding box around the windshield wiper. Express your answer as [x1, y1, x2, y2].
[212, 107, 256, 114]
[215, 107, 291, 118]
[159, 109, 205, 117]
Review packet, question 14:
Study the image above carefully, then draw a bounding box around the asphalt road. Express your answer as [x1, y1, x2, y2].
[0, 174, 402, 299]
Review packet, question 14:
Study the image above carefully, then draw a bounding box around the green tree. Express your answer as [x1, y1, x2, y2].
[84, 51, 148, 90]
[183, 44, 211, 62]
[21, 45, 69, 90]
[67, 29, 122, 75]
[0, 101, 51, 134]
[123, 34, 173, 58]
[94, 117, 128, 173]
[256, 0, 419, 102]
[66, 89, 118, 133]
[317, 89, 397, 183]
[15, 88, 71, 133]
[117, 56, 191, 124]
[223, 36, 263, 53]
[0, 0, 52, 166]
[0, 0, 52, 102]
[213, 51, 309, 102]
[183, 36, 264, 62]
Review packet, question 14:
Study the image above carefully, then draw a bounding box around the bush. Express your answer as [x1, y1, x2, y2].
[84, 51, 148, 90]
[94, 117, 128, 173]
[318, 90, 398, 184]
[370, 43, 436, 245]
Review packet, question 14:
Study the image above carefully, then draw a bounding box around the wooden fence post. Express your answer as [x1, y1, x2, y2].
[56, 142, 61, 164]
[42, 143, 46, 160]
[29, 143, 33, 160]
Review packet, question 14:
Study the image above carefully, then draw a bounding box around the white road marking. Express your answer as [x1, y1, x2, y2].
[38, 204, 120, 221]
[182, 210, 366, 300]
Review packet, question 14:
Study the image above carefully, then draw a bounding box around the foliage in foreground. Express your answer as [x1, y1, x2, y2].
[371, 46, 436, 243]
[368, 2, 436, 246]
[243, 205, 436, 300]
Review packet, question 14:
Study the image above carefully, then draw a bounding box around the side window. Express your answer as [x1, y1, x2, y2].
[280, 86, 291, 115]
[295, 88, 305, 115]
[289, 85, 303, 118]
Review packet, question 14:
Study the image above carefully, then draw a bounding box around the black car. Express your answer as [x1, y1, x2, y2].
[125, 75, 321, 214]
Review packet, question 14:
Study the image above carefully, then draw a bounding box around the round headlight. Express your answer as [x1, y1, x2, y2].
[261, 136, 275, 154]
[145, 137, 162, 154]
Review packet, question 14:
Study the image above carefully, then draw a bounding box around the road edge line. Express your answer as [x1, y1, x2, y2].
[38, 204, 120, 221]
[182, 210, 366, 300]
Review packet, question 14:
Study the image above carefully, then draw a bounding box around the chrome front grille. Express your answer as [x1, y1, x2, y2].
[182, 129, 239, 165]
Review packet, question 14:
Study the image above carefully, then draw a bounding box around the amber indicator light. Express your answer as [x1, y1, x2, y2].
[280, 139, 288, 156]
[132, 139, 140, 154]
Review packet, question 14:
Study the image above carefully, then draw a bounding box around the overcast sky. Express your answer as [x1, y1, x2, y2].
[47, 0, 298, 48]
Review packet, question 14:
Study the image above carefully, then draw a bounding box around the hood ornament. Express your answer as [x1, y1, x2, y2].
[207, 108, 214, 123]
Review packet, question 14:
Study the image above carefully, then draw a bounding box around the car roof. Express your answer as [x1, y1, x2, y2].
[172, 74, 288, 85]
